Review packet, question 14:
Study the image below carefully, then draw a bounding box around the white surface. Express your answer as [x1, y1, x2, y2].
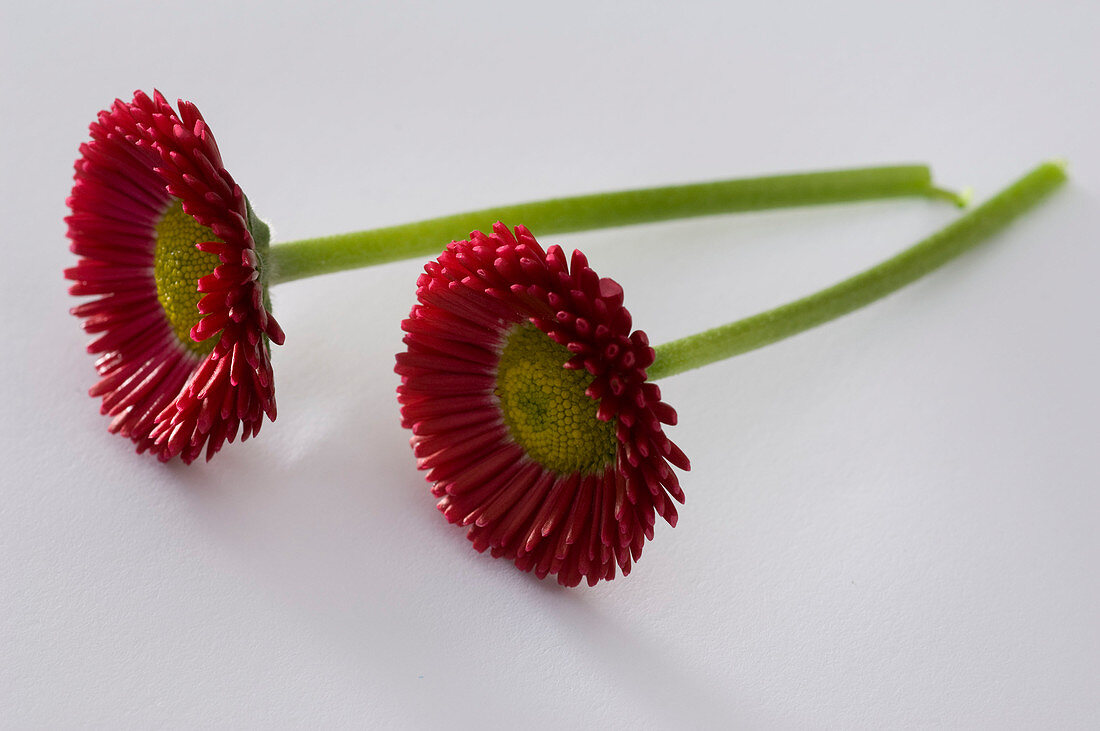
[2, 1, 1098, 728]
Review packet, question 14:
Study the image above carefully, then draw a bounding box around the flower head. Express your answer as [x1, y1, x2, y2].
[396, 223, 689, 586]
[65, 90, 285, 464]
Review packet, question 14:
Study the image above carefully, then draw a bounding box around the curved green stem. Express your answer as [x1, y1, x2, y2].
[648, 161, 1067, 381]
[267, 165, 964, 285]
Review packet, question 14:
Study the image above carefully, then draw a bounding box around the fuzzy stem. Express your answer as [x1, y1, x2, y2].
[267, 165, 964, 285]
[647, 161, 1067, 381]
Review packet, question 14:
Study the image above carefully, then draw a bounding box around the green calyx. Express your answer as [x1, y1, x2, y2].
[495, 324, 618, 475]
[245, 198, 273, 319]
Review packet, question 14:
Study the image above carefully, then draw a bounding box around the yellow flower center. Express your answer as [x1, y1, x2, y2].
[495, 323, 618, 475]
[153, 200, 222, 354]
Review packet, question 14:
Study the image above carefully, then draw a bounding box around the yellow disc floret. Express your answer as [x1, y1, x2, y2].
[153, 199, 222, 354]
[495, 323, 618, 475]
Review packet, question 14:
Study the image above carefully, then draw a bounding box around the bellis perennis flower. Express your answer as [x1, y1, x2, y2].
[397, 224, 688, 587]
[62, 97, 1063, 591]
[397, 162, 1065, 586]
[66, 91, 284, 463]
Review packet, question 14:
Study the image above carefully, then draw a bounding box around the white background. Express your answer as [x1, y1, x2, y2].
[2, 1, 1098, 728]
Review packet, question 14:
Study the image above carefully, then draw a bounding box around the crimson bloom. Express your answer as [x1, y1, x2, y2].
[396, 223, 689, 587]
[65, 90, 285, 463]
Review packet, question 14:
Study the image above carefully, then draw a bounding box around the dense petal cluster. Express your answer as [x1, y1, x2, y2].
[65, 91, 285, 463]
[397, 223, 689, 586]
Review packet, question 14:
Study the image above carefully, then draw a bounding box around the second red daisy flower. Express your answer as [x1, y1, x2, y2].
[396, 162, 1066, 587]
[396, 223, 689, 587]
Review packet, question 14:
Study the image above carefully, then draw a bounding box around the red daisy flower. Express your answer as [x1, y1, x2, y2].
[65, 90, 285, 464]
[396, 223, 689, 587]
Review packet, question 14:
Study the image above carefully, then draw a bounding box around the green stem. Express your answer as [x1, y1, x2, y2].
[267, 165, 965, 285]
[648, 161, 1067, 381]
